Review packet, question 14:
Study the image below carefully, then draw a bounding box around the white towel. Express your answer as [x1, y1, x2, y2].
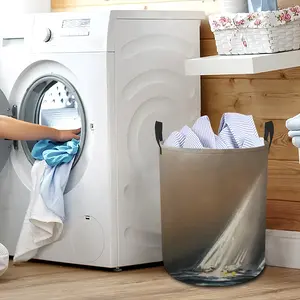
[13, 161, 63, 263]
[0, 243, 9, 276]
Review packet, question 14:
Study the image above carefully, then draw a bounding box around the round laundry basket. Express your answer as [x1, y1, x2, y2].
[155, 120, 274, 287]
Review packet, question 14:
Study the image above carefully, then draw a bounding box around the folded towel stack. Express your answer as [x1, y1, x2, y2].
[164, 113, 264, 149]
[286, 114, 300, 163]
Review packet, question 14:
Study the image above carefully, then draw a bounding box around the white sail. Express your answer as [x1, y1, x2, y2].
[194, 173, 265, 275]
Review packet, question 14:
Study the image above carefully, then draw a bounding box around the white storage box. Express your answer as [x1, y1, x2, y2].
[209, 6, 300, 55]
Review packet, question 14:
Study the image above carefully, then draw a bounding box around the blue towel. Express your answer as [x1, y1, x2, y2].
[40, 159, 74, 221]
[31, 139, 79, 220]
[32, 139, 79, 167]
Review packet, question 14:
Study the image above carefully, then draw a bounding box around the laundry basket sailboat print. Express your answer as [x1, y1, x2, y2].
[155, 119, 274, 286]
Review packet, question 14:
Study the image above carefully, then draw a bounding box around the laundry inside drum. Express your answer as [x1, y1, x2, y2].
[38, 81, 82, 130]
[19, 76, 85, 166]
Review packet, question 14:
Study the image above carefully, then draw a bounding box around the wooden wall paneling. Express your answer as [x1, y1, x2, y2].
[278, 0, 299, 8]
[201, 39, 218, 57]
[256, 120, 295, 161]
[268, 160, 300, 202]
[267, 200, 300, 231]
[52, 0, 104, 9]
[202, 79, 300, 120]
[200, 19, 215, 40]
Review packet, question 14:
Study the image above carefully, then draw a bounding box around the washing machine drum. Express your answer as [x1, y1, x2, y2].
[0, 243, 9, 276]
[19, 76, 86, 166]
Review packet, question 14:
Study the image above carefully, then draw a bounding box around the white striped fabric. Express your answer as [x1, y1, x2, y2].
[192, 115, 228, 149]
[163, 113, 264, 149]
[192, 116, 216, 148]
[0, 243, 8, 277]
[288, 131, 300, 138]
[286, 114, 300, 148]
[182, 126, 204, 149]
[218, 113, 264, 149]
[163, 131, 184, 148]
[292, 137, 300, 148]
[286, 113, 300, 131]
[164, 125, 198, 148]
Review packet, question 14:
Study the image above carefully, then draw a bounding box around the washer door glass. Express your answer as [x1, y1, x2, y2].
[19, 75, 85, 165]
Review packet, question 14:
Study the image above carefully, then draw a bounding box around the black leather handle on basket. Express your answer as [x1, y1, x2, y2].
[155, 121, 163, 155]
[264, 121, 274, 150]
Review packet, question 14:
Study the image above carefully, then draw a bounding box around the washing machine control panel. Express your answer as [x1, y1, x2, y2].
[34, 18, 91, 41]
[31, 12, 113, 52]
[60, 19, 91, 37]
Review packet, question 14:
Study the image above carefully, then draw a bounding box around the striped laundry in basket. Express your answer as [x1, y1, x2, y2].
[164, 113, 264, 149]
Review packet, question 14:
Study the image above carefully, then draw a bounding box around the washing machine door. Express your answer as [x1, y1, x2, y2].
[0, 89, 13, 173]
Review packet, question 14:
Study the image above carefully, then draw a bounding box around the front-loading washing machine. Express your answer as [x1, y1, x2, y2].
[0, 10, 204, 268]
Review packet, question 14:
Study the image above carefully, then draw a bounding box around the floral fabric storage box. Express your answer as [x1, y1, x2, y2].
[209, 6, 300, 55]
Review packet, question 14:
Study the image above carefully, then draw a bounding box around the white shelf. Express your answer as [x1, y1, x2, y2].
[185, 50, 300, 76]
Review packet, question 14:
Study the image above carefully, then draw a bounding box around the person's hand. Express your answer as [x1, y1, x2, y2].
[55, 128, 81, 142]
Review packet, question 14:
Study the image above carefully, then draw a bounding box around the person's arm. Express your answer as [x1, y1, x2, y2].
[0, 115, 80, 142]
